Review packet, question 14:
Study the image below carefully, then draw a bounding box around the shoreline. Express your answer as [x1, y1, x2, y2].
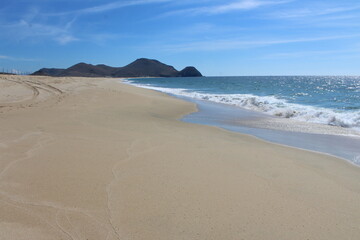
[181, 97, 360, 166]
[122, 79, 360, 166]
[1, 75, 360, 239]
[122, 76, 360, 136]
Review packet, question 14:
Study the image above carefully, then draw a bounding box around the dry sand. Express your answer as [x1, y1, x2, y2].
[0, 75, 359, 240]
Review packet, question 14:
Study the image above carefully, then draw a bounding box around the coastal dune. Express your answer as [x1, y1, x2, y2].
[0, 75, 360, 240]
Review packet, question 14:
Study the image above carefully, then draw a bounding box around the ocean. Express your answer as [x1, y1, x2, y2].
[123, 76, 360, 165]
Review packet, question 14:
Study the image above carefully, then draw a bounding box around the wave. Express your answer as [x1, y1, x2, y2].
[123, 81, 360, 131]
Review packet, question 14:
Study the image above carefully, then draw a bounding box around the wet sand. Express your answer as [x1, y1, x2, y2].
[181, 97, 360, 164]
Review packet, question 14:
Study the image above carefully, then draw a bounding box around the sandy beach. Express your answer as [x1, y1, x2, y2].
[0, 74, 360, 240]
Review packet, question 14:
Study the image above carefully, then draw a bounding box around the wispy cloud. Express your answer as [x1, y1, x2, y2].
[7, 0, 174, 45]
[1, 18, 79, 45]
[264, 4, 360, 30]
[56, 35, 79, 45]
[163, 0, 291, 16]
[203, 0, 290, 14]
[150, 22, 248, 40]
[158, 34, 360, 52]
[263, 49, 360, 59]
[18, 20, 79, 44]
[49, 0, 171, 16]
[0, 55, 40, 62]
[82, 32, 128, 45]
[270, 5, 360, 19]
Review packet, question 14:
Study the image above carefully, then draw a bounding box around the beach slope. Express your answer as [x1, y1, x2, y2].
[0, 75, 359, 240]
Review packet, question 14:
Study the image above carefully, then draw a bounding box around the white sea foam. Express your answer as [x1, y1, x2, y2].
[123, 80, 360, 131]
[353, 155, 360, 165]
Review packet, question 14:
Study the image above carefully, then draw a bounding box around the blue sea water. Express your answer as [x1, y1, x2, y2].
[123, 76, 360, 165]
[125, 76, 360, 130]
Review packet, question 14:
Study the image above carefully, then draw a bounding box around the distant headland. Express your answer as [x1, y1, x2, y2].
[32, 58, 202, 78]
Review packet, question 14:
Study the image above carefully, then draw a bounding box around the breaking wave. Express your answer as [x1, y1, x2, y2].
[123, 81, 360, 131]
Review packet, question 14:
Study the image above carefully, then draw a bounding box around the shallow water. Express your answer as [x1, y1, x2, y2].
[124, 76, 360, 132]
[180, 97, 360, 166]
[123, 77, 360, 166]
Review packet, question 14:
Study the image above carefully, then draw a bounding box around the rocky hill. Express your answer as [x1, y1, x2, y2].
[32, 58, 202, 78]
[178, 66, 202, 77]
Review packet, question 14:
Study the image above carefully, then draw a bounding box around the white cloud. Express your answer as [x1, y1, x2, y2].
[201, 0, 287, 14]
[56, 35, 79, 45]
[2, 19, 78, 45]
[0, 55, 10, 59]
[159, 34, 360, 52]
[270, 5, 360, 19]
[0, 55, 39, 62]
[163, 0, 291, 16]
[263, 49, 360, 59]
[50, 0, 172, 16]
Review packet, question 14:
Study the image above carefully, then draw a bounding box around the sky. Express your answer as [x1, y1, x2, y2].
[1, 0, 360, 76]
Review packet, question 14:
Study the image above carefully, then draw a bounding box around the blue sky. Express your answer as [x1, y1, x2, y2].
[1, 0, 360, 76]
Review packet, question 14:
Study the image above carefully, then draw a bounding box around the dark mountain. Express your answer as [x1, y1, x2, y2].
[114, 58, 179, 77]
[32, 63, 116, 77]
[179, 66, 202, 77]
[61, 63, 116, 77]
[32, 58, 202, 78]
[32, 68, 65, 76]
